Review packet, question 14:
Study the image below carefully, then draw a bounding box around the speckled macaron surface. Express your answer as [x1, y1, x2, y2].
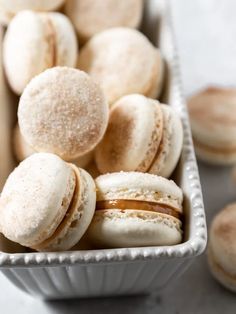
[3, 10, 78, 94]
[208, 203, 236, 292]
[18, 67, 109, 161]
[78, 27, 163, 105]
[65, 0, 143, 42]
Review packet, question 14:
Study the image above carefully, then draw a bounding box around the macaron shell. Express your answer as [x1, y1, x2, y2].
[18, 67, 109, 160]
[48, 12, 78, 67]
[65, 0, 143, 42]
[78, 27, 163, 105]
[0, 153, 76, 247]
[209, 203, 236, 277]
[35, 166, 96, 251]
[0, 0, 65, 13]
[95, 94, 163, 173]
[194, 142, 236, 165]
[88, 209, 182, 248]
[3, 11, 77, 95]
[149, 104, 183, 178]
[208, 247, 236, 293]
[188, 87, 236, 150]
[3, 11, 54, 94]
[95, 172, 183, 213]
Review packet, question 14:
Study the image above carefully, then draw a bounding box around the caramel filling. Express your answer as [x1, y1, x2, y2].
[96, 200, 182, 220]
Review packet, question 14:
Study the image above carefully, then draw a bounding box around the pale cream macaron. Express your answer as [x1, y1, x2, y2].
[18, 67, 109, 161]
[87, 172, 183, 248]
[65, 0, 144, 43]
[13, 123, 94, 168]
[95, 94, 183, 178]
[208, 203, 236, 292]
[0, 0, 65, 25]
[78, 28, 164, 106]
[3, 10, 78, 95]
[188, 87, 236, 165]
[0, 153, 96, 251]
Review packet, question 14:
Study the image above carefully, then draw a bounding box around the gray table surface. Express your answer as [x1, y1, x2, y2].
[1, 0, 236, 313]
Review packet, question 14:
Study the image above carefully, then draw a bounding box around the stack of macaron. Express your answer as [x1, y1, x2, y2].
[188, 87, 236, 293]
[0, 0, 184, 252]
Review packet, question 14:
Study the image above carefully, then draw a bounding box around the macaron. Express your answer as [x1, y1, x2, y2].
[87, 172, 183, 248]
[187, 87, 236, 165]
[13, 123, 94, 168]
[65, 0, 144, 42]
[95, 94, 183, 178]
[18, 67, 109, 161]
[78, 28, 163, 105]
[0, 0, 65, 25]
[208, 203, 236, 292]
[0, 153, 96, 251]
[3, 10, 78, 95]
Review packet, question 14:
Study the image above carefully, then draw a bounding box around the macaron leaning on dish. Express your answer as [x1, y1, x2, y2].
[208, 203, 236, 292]
[0, 153, 96, 251]
[0, 0, 65, 25]
[3, 10, 78, 95]
[95, 94, 183, 178]
[187, 87, 236, 165]
[18, 67, 109, 161]
[65, 0, 144, 42]
[87, 172, 184, 248]
[78, 27, 164, 105]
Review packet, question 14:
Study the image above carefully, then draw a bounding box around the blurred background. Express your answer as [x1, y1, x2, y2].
[0, 0, 236, 313]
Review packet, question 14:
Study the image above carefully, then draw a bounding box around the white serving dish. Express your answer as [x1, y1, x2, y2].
[0, 0, 207, 299]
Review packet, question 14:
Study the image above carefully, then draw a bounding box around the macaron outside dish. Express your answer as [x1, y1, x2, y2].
[65, 0, 144, 42]
[87, 172, 183, 248]
[188, 87, 236, 165]
[208, 203, 236, 292]
[3, 10, 78, 94]
[0, 0, 65, 25]
[0, 153, 96, 251]
[95, 94, 183, 178]
[18, 67, 109, 161]
[78, 27, 164, 105]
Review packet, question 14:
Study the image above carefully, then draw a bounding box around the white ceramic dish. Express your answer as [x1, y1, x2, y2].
[0, 0, 207, 299]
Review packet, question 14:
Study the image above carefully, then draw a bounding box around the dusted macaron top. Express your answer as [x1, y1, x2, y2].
[0, 153, 76, 247]
[78, 27, 163, 105]
[18, 67, 109, 160]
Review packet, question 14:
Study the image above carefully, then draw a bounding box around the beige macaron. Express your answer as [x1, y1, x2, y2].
[208, 203, 236, 292]
[95, 94, 183, 178]
[3, 10, 78, 95]
[18, 67, 109, 161]
[13, 123, 94, 168]
[78, 27, 163, 106]
[87, 172, 183, 248]
[188, 87, 236, 165]
[0, 0, 65, 25]
[0, 153, 96, 251]
[65, 0, 143, 43]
